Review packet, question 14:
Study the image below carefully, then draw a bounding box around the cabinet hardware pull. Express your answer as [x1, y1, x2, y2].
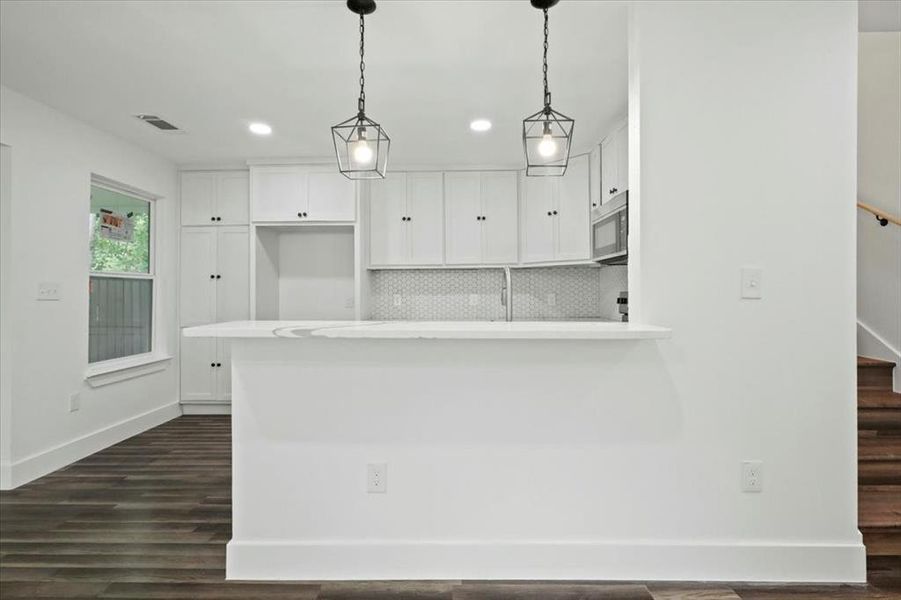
[216, 362, 222, 367]
[216, 274, 221, 279]
[547, 211, 552, 216]
[407, 216, 412, 221]
[553, 210, 558, 215]
[209, 274, 215, 279]
[217, 217, 222, 221]
[297, 212, 302, 218]
[482, 216, 486, 220]
[303, 212, 308, 217]
[211, 362, 216, 367]
[592, 202, 597, 207]
[210, 217, 216, 222]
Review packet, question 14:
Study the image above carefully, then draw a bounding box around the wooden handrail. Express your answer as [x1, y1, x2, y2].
[858, 201, 901, 227]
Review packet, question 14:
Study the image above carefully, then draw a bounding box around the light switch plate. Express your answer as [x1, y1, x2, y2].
[367, 463, 387, 493]
[37, 281, 61, 301]
[741, 267, 763, 299]
[741, 460, 763, 492]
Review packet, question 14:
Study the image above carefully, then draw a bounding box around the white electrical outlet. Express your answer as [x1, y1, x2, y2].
[740, 267, 763, 299]
[393, 294, 403, 307]
[37, 282, 61, 301]
[367, 463, 387, 494]
[468, 294, 480, 306]
[546, 293, 557, 306]
[69, 392, 80, 412]
[741, 460, 763, 492]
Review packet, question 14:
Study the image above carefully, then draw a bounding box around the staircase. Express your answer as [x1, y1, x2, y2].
[858, 356, 901, 573]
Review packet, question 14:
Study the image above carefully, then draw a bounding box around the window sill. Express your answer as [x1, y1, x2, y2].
[85, 354, 172, 388]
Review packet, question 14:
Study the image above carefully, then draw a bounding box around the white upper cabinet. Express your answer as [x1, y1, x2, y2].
[601, 122, 628, 202]
[589, 143, 602, 217]
[369, 173, 444, 266]
[555, 154, 590, 261]
[445, 171, 518, 265]
[521, 154, 590, 264]
[521, 176, 557, 264]
[307, 169, 356, 222]
[369, 175, 407, 266]
[251, 165, 356, 223]
[181, 171, 249, 226]
[406, 173, 445, 265]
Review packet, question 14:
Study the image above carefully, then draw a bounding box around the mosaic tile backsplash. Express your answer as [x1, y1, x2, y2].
[369, 266, 628, 321]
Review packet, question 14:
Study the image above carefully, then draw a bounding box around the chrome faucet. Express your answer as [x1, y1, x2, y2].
[501, 266, 513, 322]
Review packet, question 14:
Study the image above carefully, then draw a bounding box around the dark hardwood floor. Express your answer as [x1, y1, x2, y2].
[1, 415, 899, 599]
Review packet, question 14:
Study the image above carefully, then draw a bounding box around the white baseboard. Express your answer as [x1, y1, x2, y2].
[1, 402, 181, 490]
[226, 539, 867, 583]
[181, 402, 231, 415]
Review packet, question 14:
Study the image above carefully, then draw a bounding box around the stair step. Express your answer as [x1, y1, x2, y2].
[859, 389, 901, 409]
[860, 461, 901, 485]
[859, 408, 901, 432]
[858, 356, 896, 390]
[862, 527, 901, 556]
[859, 437, 901, 461]
[859, 485, 901, 528]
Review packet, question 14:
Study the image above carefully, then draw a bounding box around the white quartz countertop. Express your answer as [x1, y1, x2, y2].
[183, 320, 671, 341]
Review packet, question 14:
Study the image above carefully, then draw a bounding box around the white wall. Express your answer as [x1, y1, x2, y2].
[628, 0, 861, 580]
[0, 86, 181, 488]
[858, 32, 901, 389]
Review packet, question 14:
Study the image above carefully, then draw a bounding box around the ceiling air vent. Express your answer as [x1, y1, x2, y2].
[135, 114, 181, 132]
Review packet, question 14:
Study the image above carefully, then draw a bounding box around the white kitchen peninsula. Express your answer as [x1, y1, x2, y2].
[185, 320, 673, 581]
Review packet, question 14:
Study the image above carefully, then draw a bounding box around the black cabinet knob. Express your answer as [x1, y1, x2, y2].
[209, 274, 215, 279]
[407, 216, 412, 221]
[210, 217, 216, 222]
[297, 212, 303, 218]
[217, 217, 222, 222]
[216, 362, 222, 367]
[592, 202, 597, 207]
[552, 210, 558, 215]
[303, 212, 308, 217]
[211, 362, 216, 367]
[216, 274, 221, 279]
[482, 216, 486, 220]
[547, 211, 552, 216]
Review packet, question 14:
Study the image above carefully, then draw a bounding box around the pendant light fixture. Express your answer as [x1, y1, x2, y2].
[332, 0, 390, 179]
[522, 0, 574, 177]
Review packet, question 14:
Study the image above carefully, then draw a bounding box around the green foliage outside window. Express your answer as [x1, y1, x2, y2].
[89, 185, 151, 273]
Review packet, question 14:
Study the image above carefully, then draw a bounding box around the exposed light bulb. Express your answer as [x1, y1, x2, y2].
[352, 139, 374, 164]
[538, 133, 557, 158]
[248, 122, 272, 135]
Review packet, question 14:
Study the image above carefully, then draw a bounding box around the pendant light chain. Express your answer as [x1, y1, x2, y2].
[542, 7, 551, 112]
[358, 13, 366, 116]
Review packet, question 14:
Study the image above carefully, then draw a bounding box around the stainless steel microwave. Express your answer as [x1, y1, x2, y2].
[592, 193, 628, 264]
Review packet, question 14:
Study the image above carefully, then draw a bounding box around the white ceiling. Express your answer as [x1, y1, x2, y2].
[0, 0, 628, 168]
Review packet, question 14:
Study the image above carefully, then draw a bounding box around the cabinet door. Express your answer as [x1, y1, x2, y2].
[216, 227, 250, 322]
[216, 339, 232, 402]
[369, 175, 407, 266]
[444, 172, 482, 265]
[521, 175, 556, 263]
[180, 228, 217, 326]
[217, 171, 249, 225]
[615, 123, 629, 195]
[251, 166, 307, 222]
[181, 172, 217, 226]
[180, 336, 217, 402]
[307, 170, 356, 222]
[406, 173, 444, 265]
[480, 172, 518, 264]
[589, 144, 602, 213]
[601, 135, 618, 202]
[555, 154, 590, 262]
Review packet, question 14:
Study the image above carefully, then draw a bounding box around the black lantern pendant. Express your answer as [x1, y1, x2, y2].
[522, 0, 574, 177]
[332, 0, 390, 179]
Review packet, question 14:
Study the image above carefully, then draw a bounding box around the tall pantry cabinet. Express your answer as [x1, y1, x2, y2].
[179, 171, 250, 412]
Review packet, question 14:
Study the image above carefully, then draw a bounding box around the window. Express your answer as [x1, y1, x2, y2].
[88, 182, 154, 364]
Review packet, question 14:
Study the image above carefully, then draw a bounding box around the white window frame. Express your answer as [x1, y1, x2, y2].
[85, 175, 169, 383]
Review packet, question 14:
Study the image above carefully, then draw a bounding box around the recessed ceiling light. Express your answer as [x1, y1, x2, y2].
[470, 119, 492, 132]
[249, 122, 272, 136]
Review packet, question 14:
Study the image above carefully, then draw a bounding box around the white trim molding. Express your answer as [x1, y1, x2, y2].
[85, 354, 172, 387]
[226, 539, 866, 583]
[0, 402, 181, 490]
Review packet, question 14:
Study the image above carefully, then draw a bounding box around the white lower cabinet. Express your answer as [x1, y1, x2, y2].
[521, 154, 590, 263]
[180, 337, 233, 403]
